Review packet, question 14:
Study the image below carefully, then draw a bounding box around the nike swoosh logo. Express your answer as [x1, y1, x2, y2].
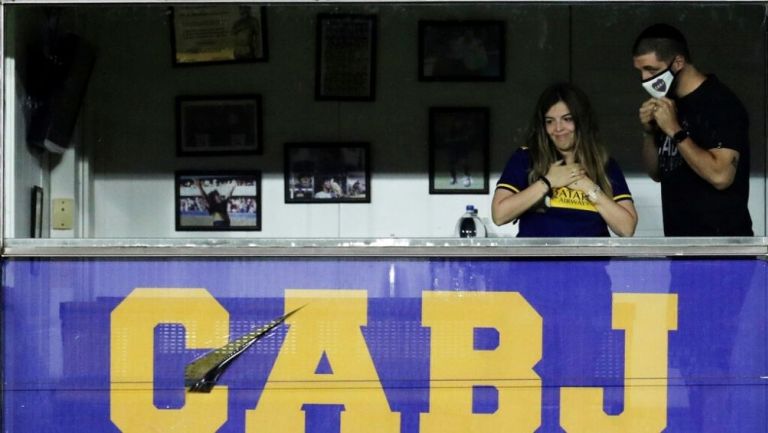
[184, 305, 305, 393]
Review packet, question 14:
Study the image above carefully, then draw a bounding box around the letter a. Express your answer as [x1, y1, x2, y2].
[560, 293, 678, 433]
[245, 290, 399, 432]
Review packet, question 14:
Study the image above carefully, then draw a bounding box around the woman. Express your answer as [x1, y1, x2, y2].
[492, 83, 637, 237]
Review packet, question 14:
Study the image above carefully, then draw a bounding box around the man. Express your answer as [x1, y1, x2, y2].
[197, 179, 237, 227]
[232, 6, 262, 59]
[633, 23, 752, 236]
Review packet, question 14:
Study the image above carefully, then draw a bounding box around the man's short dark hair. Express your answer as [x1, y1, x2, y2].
[632, 23, 691, 62]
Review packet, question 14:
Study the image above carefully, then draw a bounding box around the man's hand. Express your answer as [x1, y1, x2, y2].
[639, 98, 658, 133]
[651, 97, 682, 136]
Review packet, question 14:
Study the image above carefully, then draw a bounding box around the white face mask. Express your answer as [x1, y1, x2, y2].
[641, 65, 675, 98]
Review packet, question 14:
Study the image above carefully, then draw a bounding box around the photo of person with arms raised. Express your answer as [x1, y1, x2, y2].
[492, 83, 637, 237]
[633, 23, 752, 236]
[196, 178, 236, 227]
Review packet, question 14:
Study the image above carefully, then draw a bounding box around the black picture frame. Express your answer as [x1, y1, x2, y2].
[418, 20, 505, 82]
[315, 14, 377, 101]
[171, 5, 268, 66]
[176, 95, 263, 157]
[284, 142, 371, 203]
[429, 107, 490, 194]
[31, 185, 43, 238]
[175, 171, 261, 231]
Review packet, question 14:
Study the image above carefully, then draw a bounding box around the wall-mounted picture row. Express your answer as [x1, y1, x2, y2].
[172, 117, 491, 230]
[171, 5, 268, 65]
[176, 95, 263, 156]
[285, 142, 370, 203]
[175, 171, 262, 231]
[170, 7, 507, 87]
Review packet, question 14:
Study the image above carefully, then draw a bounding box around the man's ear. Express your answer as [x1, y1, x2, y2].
[672, 55, 686, 72]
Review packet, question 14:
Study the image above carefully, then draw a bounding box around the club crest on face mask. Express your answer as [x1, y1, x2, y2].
[642, 64, 676, 99]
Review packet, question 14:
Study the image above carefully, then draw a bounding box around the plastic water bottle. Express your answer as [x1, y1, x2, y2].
[456, 205, 487, 238]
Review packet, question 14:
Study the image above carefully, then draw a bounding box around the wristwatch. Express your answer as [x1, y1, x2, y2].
[671, 129, 690, 145]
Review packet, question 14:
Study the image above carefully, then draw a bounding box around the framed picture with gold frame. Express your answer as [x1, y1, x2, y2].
[171, 5, 268, 65]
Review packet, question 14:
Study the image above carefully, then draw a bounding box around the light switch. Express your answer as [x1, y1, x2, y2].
[52, 198, 74, 230]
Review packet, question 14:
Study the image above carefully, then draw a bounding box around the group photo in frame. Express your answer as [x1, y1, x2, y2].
[176, 95, 262, 156]
[419, 20, 505, 81]
[171, 5, 268, 65]
[316, 14, 377, 101]
[429, 107, 490, 194]
[285, 142, 370, 203]
[175, 171, 261, 231]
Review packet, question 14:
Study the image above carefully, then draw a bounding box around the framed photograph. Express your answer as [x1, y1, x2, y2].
[429, 107, 490, 194]
[419, 20, 505, 82]
[176, 95, 262, 156]
[175, 171, 261, 231]
[171, 5, 268, 65]
[316, 14, 377, 101]
[30, 185, 43, 238]
[285, 143, 370, 203]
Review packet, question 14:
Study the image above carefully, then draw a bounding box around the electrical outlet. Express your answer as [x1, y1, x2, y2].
[52, 198, 74, 230]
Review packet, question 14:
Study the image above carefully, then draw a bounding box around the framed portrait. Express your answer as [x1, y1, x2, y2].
[316, 14, 377, 101]
[176, 95, 262, 156]
[284, 143, 370, 203]
[30, 185, 43, 238]
[171, 5, 268, 65]
[429, 107, 490, 194]
[175, 171, 261, 231]
[419, 20, 505, 82]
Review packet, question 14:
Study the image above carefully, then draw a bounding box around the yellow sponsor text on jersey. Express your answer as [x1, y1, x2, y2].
[550, 187, 597, 212]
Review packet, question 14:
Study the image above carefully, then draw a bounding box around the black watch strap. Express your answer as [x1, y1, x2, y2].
[672, 129, 690, 144]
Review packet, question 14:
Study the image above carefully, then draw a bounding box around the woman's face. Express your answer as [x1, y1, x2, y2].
[544, 101, 576, 153]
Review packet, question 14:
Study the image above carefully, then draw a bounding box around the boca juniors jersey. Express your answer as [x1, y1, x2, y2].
[496, 147, 633, 237]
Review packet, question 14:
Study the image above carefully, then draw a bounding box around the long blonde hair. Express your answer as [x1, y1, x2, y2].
[525, 83, 613, 196]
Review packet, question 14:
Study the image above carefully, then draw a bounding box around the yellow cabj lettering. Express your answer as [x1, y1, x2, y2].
[108, 289, 678, 433]
[110, 288, 229, 433]
[245, 289, 400, 432]
[560, 293, 678, 433]
[420, 291, 543, 433]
